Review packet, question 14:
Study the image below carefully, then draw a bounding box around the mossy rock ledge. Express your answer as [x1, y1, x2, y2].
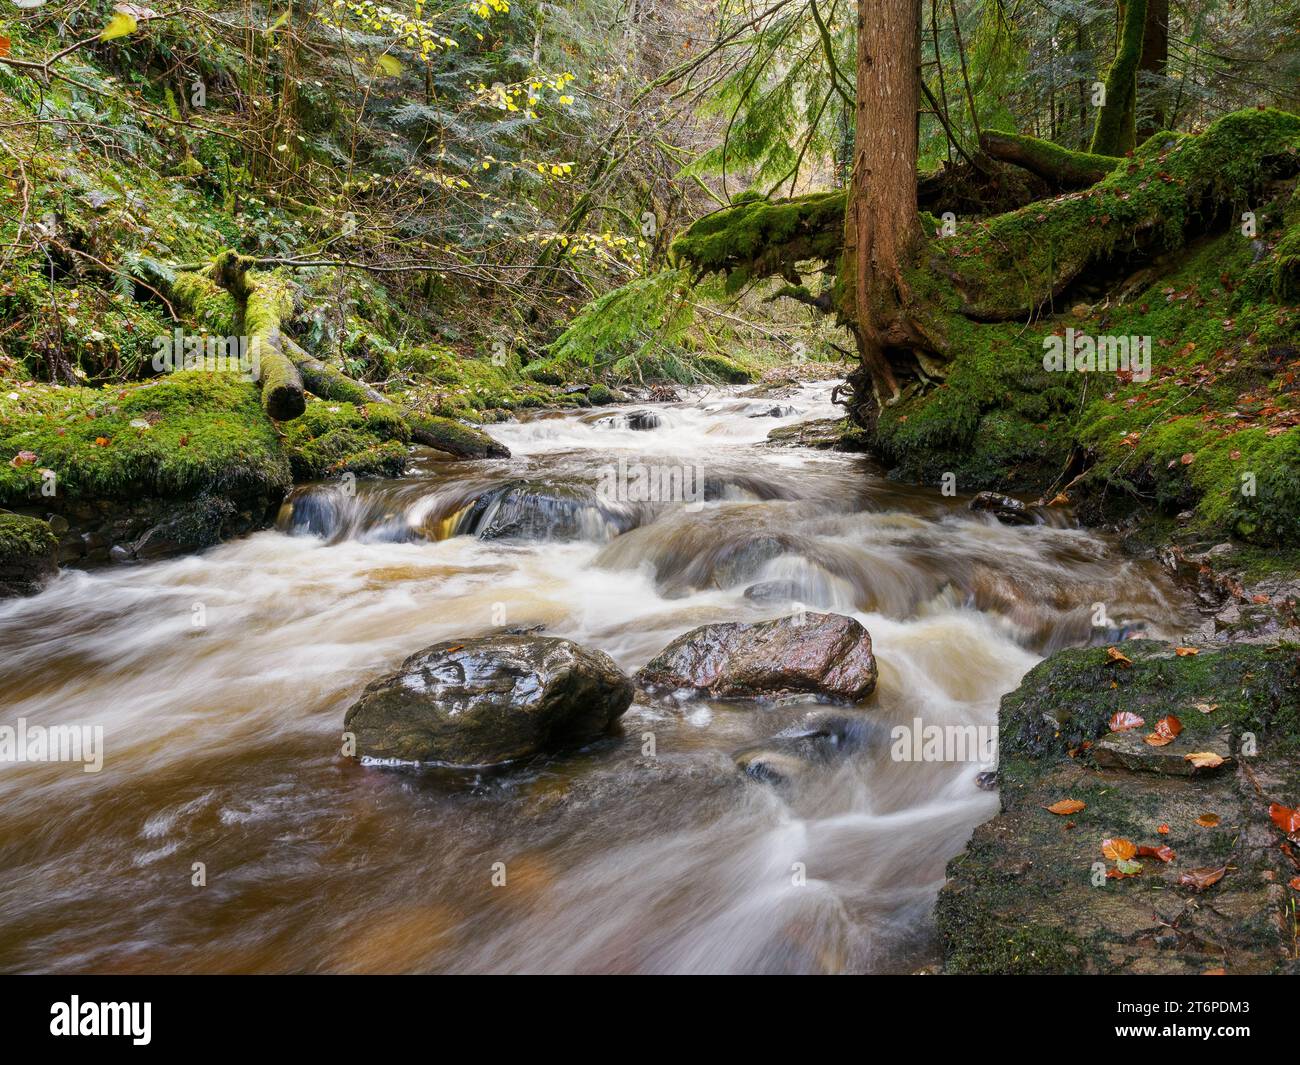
[937, 640, 1300, 975]
[0, 513, 59, 597]
[1, 372, 292, 568]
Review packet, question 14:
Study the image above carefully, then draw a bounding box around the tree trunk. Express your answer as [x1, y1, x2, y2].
[1090, 0, 1148, 156]
[844, 0, 922, 404]
[1137, 0, 1169, 140]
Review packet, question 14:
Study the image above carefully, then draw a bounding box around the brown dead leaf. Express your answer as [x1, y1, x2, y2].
[1106, 646, 1132, 667]
[1288, 876, 1300, 891]
[1045, 799, 1086, 816]
[1196, 813, 1221, 827]
[1184, 751, 1224, 768]
[1178, 866, 1227, 891]
[1109, 710, 1145, 732]
[1144, 714, 1183, 746]
[1194, 702, 1219, 715]
[1137, 844, 1177, 863]
[1174, 646, 1199, 657]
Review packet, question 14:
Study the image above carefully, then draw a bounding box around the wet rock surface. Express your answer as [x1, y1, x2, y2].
[456, 479, 639, 542]
[732, 713, 882, 785]
[345, 635, 635, 766]
[968, 490, 1039, 526]
[765, 417, 870, 451]
[938, 640, 1300, 974]
[637, 611, 878, 703]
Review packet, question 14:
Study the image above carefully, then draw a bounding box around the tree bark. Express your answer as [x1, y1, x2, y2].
[1137, 0, 1169, 140]
[844, 0, 923, 403]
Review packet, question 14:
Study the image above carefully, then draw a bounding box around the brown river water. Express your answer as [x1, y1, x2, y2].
[0, 380, 1199, 973]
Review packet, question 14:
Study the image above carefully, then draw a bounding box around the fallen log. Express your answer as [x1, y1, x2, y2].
[977, 131, 1118, 189]
[277, 336, 510, 459]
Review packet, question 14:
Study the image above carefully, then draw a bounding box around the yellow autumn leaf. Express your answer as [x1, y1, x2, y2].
[101, 11, 138, 41]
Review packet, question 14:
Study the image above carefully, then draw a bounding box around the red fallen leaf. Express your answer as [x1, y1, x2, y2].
[1289, 877, 1300, 891]
[1196, 813, 1221, 827]
[1270, 803, 1300, 835]
[1045, 799, 1086, 815]
[1157, 823, 1171, 835]
[0, 37, 9, 60]
[1110, 710, 1145, 732]
[9, 450, 38, 467]
[1106, 646, 1133, 667]
[1252, 594, 1270, 604]
[94, 437, 110, 447]
[1174, 646, 1199, 656]
[1137, 844, 1176, 863]
[1101, 838, 1137, 861]
[1144, 715, 1183, 747]
[1179, 866, 1227, 891]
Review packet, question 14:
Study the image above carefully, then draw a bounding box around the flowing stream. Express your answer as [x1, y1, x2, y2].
[0, 379, 1199, 974]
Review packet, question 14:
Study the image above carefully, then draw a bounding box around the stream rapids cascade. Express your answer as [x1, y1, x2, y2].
[0, 379, 1198, 974]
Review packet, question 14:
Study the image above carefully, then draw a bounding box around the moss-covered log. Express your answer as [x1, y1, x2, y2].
[978, 130, 1119, 188]
[942, 108, 1300, 321]
[281, 335, 387, 406]
[1090, 0, 1148, 157]
[240, 270, 307, 422]
[670, 191, 845, 292]
[405, 413, 511, 459]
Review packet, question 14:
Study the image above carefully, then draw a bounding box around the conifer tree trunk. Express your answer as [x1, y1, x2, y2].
[843, 0, 922, 404]
[1137, 0, 1169, 139]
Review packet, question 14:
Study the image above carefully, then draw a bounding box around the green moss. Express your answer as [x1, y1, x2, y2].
[171, 272, 239, 336]
[937, 905, 1091, 975]
[405, 413, 509, 459]
[280, 398, 411, 481]
[1089, 0, 1148, 156]
[0, 512, 57, 560]
[945, 108, 1300, 320]
[0, 371, 291, 504]
[980, 130, 1119, 186]
[1000, 641, 1300, 760]
[671, 191, 845, 293]
[693, 352, 753, 384]
[1273, 226, 1300, 302]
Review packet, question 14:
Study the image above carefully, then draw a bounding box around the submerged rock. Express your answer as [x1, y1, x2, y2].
[968, 491, 1037, 526]
[733, 713, 881, 784]
[595, 409, 661, 431]
[344, 635, 635, 766]
[637, 612, 878, 703]
[456, 479, 639, 541]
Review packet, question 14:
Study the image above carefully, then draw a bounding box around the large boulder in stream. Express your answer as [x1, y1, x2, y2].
[344, 635, 634, 766]
[637, 612, 878, 703]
